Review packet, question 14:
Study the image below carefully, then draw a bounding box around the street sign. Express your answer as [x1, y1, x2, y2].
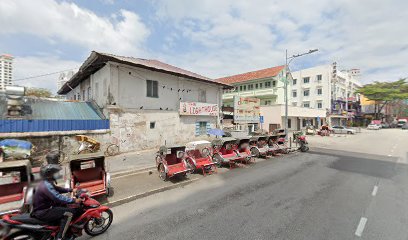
[260, 116, 264, 124]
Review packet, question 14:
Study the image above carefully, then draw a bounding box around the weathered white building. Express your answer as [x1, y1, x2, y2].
[0, 54, 13, 91]
[58, 52, 229, 151]
[290, 63, 362, 126]
[218, 65, 326, 132]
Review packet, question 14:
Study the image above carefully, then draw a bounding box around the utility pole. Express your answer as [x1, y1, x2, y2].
[284, 49, 318, 137]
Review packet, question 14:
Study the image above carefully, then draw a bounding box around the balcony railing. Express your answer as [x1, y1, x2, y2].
[223, 88, 278, 99]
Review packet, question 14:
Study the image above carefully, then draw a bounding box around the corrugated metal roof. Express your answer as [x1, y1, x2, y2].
[0, 96, 106, 120]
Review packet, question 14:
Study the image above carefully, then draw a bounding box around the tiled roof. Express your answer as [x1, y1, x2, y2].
[217, 65, 285, 84]
[58, 51, 231, 94]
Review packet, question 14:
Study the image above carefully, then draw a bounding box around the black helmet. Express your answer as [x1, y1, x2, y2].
[40, 164, 62, 180]
[46, 151, 61, 164]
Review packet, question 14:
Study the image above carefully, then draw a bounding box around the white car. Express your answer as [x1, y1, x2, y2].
[367, 124, 380, 130]
[331, 126, 356, 134]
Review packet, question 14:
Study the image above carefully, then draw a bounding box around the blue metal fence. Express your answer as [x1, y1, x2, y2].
[0, 120, 110, 133]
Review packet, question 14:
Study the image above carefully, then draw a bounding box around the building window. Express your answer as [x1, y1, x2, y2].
[198, 89, 206, 102]
[73, 95, 76, 100]
[150, 122, 156, 129]
[303, 89, 310, 96]
[146, 80, 158, 98]
[292, 91, 297, 98]
[272, 81, 276, 87]
[87, 87, 91, 100]
[243, 85, 247, 91]
[293, 79, 297, 85]
[264, 100, 271, 105]
[196, 122, 209, 136]
[288, 119, 292, 129]
[248, 84, 254, 90]
[303, 77, 310, 83]
[317, 88, 322, 95]
[259, 83, 263, 88]
[317, 74, 322, 81]
[303, 102, 310, 108]
[255, 83, 258, 89]
[317, 102, 323, 109]
[82, 90, 86, 101]
[302, 119, 307, 127]
[265, 81, 271, 88]
[240, 86, 243, 91]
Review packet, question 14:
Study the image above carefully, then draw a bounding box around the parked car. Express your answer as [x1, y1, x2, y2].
[381, 123, 390, 128]
[367, 124, 381, 130]
[402, 123, 408, 130]
[397, 119, 408, 127]
[331, 126, 356, 134]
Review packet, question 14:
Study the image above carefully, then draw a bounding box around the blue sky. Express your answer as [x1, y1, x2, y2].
[0, 0, 407, 93]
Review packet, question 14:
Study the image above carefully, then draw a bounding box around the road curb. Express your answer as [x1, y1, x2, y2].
[111, 166, 156, 179]
[107, 178, 200, 208]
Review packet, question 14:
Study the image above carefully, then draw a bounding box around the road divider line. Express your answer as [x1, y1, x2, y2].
[355, 217, 368, 237]
[371, 185, 378, 196]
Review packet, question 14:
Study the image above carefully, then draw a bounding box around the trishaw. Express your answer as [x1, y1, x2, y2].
[249, 135, 272, 158]
[66, 153, 112, 197]
[211, 137, 241, 168]
[185, 140, 217, 176]
[0, 160, 34, 216]
[267, 135, 284, 155]
[156, 145, 191, 181]
[235, 137, 254, 163]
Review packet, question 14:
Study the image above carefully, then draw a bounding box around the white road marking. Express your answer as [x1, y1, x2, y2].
[371, 185, 378, 196]
[355, 217, 368, 237]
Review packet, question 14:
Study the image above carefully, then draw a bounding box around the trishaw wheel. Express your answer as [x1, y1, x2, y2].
[212, 154, 223, 167]
[105, 144, 120, 156]
[250, 147, 260, 158]
[84, 209, 113, 236]
[107, 187, 114, 197]
[158, 164, 168, 181]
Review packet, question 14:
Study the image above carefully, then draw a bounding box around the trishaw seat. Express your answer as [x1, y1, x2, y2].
[77, 179, 104, 189]
[73, 167, 104, 182]
[0, 182, 26, 197]
[0, 193, 23, 204]
[165, 155, 179, 165]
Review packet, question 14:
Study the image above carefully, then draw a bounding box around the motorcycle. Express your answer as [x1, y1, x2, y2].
[0, 188, 113, 240]
[297, 135, 309, 152]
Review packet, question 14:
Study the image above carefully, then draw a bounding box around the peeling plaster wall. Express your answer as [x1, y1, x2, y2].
[108, 110, 216, 152]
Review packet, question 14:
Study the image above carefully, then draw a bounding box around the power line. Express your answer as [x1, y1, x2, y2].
[13, 67, 79, 82]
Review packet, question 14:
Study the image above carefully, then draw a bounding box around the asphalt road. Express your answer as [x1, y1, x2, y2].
[86, 129, 408, 240]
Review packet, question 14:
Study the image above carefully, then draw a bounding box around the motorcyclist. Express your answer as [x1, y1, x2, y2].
[32, 152, 81, 240]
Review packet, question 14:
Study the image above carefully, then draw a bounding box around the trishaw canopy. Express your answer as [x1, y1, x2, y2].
[186, 140, 211, 150]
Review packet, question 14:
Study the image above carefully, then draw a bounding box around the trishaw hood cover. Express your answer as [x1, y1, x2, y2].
[69, 152, 105, 161]
[0, 159, 31, 168]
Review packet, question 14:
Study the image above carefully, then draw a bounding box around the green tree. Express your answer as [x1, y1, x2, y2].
[357, 79, 408, 119]
[25, 87, 53, 98]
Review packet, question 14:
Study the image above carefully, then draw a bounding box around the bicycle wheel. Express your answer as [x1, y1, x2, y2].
[105, 144, 120, 156]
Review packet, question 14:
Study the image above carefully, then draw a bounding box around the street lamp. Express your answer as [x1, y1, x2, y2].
[284, 49, 318, 137]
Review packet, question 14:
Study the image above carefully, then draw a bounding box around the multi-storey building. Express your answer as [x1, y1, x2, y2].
[218, 65, 326, 132]
[0, 54, 13, 91]
[291, 63, 362, 126]
[57, 70, 74, 92]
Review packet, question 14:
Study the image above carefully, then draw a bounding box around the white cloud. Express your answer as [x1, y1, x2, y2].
[154, 0, 408, 84]
[13, 56, 81, 94]
[0, 0, 150, 56]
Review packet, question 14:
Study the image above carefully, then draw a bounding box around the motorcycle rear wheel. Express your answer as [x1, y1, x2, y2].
[84, 209, 113, 236]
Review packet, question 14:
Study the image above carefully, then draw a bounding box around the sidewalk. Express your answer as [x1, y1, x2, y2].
[105, 148, 157, 175]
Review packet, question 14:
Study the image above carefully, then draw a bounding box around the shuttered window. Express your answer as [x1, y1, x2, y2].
[146, 80, 158, 98]
[195, 122, 210, 136]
